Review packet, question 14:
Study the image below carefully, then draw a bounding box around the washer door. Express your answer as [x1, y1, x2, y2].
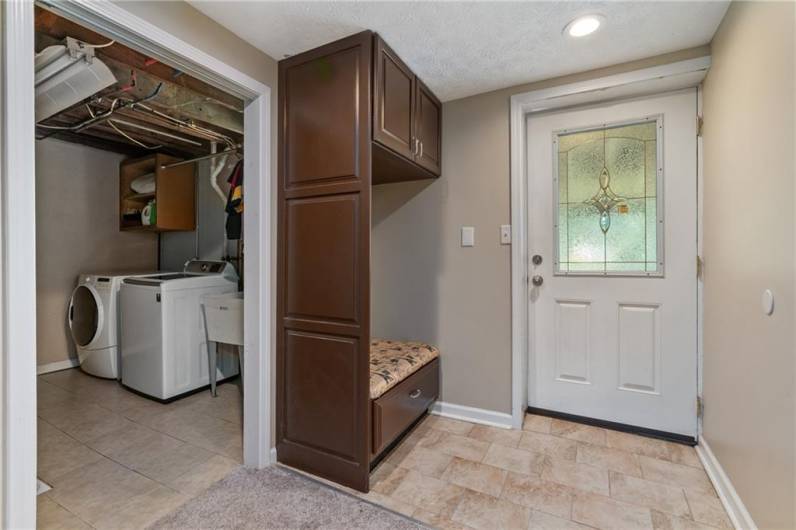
[69, 285, 103, 348]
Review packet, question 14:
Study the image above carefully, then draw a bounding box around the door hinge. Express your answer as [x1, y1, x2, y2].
[697, 115, 704, 137]
[696, 256, 704, 280]
[696, 396, 704, 418]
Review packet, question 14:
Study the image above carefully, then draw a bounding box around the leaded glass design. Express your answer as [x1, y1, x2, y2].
[555, 119, 662, 275]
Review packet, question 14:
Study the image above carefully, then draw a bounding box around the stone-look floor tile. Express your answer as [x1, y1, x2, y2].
[550, 419, 607, 446]
[37, 420, 103, 483]
[403, 424, 446, 448]
[38, 402, 135, 444]
[163, 454, 240, 496]
[501, 471, 574, 519]
[424, 415, 475, 435]
[127, 441, 218, 485]
[37, 496, 92, 530]
[47, 457, 161, 525]
[610, 471, 690, 517]
[639, 456, 715, 495]
[577, 442, 642, 476]
[685, 490, 733, 529]
[359, 490, 417, 517]
[668, 444, 703, 468]
[420, 432, 490, 462]
[468, 425, 522, 448]
[92, 485, 189, 530]
[572, 492, 654, 530]
[541, 457, 609, 496]
[139, 406, 243, 462]
[413, 508, 474, 530]
[37, 380, 76, 410]
[441, 457, 508, 497]
[522, 414, 552, 434]
[482, 443, 545, 476]
[390, 469, 465, 517]
[518, 431, 578, 461]
[396, 445, 454, 478]
[78, 382, 157, 414]
[451, 489, 530, 530]
[651, 510, 723, 530]
[528, 510, 593, 530]
[40, 369, 109, 394]
[85, 420, 182, 459]
[370, 462, 411, 495]
[607, 430, 671, 460]
[177, 384, 243, 425]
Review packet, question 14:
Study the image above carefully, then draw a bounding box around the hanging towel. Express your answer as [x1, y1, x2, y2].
[225, 159, 243, 240]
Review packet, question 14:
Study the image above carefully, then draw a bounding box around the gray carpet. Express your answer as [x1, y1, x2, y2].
[149, 465, 427, 530]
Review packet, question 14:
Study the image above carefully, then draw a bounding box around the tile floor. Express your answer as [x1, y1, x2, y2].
[356, 414, 734, 530]
[37, 368, 242, 529]
[38, 368, 733, 530]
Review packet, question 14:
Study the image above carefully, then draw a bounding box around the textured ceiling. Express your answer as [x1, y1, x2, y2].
[189, 1, 728, 102]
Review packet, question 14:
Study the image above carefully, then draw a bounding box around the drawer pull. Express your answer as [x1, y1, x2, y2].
[409, 389, 422, 399]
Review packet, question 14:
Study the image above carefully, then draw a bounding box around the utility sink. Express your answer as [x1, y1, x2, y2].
[201, 291, 243, 346]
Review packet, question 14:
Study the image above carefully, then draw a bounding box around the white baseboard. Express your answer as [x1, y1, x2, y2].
[430, 401, 513, 429]
[696, 437, 757, 530]
[37, 358, 79, 375]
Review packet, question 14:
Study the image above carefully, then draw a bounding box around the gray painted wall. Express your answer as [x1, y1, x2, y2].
[36, 139, 158, 367]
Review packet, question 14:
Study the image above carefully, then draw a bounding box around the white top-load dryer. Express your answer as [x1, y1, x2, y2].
[68, 271, 158, 379]
[120, 260, 239, 401]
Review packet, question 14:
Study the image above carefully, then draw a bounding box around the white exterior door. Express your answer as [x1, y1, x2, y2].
[527, 90, 698, 437]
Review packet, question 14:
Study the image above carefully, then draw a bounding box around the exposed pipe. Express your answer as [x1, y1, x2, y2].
[160, 149, 236, 169]
[209, 142, 229, 205]
[108, 118, 202, 146]
[35, 82, 163, 130]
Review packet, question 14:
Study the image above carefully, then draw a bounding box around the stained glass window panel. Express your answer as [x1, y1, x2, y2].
[555, 119, 661, 275]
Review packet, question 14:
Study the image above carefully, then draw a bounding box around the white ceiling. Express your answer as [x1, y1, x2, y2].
[189, 1, 729, 102]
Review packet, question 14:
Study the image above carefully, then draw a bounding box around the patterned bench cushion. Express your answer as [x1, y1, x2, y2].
[370, 339, 440, 399]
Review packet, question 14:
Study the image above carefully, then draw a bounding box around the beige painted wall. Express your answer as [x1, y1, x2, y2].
[702, 2, 795, 528]
[36, 139, 158, 367]
[371, 45, 711, 413]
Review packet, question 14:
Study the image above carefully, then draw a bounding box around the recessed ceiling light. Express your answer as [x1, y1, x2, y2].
[565, 15, 603, 38]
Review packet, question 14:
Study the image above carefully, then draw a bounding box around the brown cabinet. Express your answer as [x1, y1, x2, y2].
[372, 34, 442, 179]
[119, 153, 196, 232]
[277, 30, 442, 493]
[414, 78, 442, 175]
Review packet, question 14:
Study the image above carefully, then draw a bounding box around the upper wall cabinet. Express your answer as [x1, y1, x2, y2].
[372, 34, 442, 182]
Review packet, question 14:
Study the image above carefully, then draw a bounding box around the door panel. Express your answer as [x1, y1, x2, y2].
[277, 31, 372, 492]
[414, 79, 442, 175]
[373, 36, 415, 160]
[527, 90, 697, 437]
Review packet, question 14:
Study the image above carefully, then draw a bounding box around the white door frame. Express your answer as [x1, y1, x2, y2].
[509, 56, 711, 430]
[2, 2, 274, 527]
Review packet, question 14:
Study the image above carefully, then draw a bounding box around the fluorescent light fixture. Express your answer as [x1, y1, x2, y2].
[565, 15, 603, 38]
[35, 38, 117, 122]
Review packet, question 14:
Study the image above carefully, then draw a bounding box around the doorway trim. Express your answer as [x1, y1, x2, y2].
[2, 2, 274, 527]
[508, 56, 711, 429]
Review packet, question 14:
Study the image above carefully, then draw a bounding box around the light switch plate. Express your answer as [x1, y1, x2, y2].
[500, 225, 511, 245]
[461, 226, 475, 247]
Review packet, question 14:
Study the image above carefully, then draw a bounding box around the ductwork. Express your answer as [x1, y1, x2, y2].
[35, 37, 117, 122]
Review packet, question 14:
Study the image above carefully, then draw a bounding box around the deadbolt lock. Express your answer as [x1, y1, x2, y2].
[532, 254, 543, 266]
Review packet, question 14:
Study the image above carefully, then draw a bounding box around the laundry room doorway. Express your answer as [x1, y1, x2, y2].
[1, 2, 274, 527]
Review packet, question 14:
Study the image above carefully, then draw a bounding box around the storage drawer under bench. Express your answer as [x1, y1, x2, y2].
[371, 357, 439, 456]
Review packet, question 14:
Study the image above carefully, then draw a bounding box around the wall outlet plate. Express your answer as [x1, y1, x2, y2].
[461, 226, 475, 247]
[500, 225, 511, 245]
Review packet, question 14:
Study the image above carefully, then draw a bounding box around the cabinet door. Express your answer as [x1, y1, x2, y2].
[414, 79, 442, 176]
[373, 36, 415, 160]
[277, 31, 372, 493]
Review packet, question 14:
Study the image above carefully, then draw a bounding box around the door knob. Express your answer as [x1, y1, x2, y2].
[531, 275, 544, 287]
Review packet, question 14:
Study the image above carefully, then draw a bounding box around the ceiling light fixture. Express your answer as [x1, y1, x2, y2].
[565, 15, 603, 38]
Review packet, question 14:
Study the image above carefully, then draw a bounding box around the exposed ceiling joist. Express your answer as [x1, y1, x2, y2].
[34, 5, 243, 112]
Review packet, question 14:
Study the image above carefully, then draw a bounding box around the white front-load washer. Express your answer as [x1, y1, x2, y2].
[120, 260, 239, 401]
[68, 271, 157, 379]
